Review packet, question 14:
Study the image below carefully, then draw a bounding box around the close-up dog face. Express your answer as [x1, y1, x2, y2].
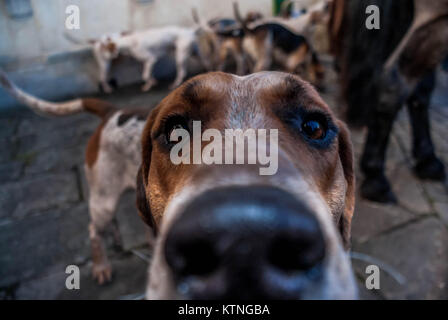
[2, 0, 448, 305]
[137, 71, 357, 299]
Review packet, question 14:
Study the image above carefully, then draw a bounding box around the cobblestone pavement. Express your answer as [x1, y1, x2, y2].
[0, 67, 447, 300]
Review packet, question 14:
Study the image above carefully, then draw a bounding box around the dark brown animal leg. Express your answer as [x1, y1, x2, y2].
[111, 217, 124, 251]
[407, 71, 446, 180]
[360, 70, 408, 203]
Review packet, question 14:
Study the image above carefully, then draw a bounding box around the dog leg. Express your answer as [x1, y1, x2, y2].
[217, 45, 229, 72]
[99, 61, 113, 94]
[284, 45, 308, 74]
[253, 55, 272, 73]
[88, 182, 123, 284]
[111, 217, 124, 251]
[253, 32, 273, 73]
[141, 56, 158, 92]
[89, 221, 113, 285]
[93, 49, 113, 94]
[171, 40, 192, 89]
[407, 71, 446, 180]
[233, 48, 246, 75]
[252, 43, 272, 73]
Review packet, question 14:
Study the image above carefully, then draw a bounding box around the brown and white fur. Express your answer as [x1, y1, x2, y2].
[201, 10, 264, 75]
[137, 71, 357, 299]
[0, 69, 148, 284]
[232, 3, 325, 87]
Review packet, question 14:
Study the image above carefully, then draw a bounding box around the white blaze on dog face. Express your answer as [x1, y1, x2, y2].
[140, 72, 357, 299]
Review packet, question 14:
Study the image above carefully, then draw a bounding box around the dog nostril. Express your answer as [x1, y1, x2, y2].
[166, 239, 220, 277]
[267, 234, 325, 273]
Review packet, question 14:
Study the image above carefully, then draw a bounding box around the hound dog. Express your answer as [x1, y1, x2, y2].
[202, 11, 263, 75]
[137, 71, 357, 299]
[229, 3, 325, 88]
[66, 24, 217, 94]
[0, 70, 357, 297]
[0, 70, 151, 284]
[269, 0, 331, 37]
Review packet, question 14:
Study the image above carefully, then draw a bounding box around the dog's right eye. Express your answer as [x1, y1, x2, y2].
[301, 119, 325, 140]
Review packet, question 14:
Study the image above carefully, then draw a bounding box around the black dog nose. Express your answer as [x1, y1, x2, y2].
[164, 186, 326, 299]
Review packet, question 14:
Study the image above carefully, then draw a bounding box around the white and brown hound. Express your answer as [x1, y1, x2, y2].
[66, 24, 217, 94]
[0, 69, 150, 284]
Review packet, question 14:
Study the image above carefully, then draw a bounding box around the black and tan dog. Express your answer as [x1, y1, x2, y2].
[224, 3, 325, 87]
[193, 8, 263, 75]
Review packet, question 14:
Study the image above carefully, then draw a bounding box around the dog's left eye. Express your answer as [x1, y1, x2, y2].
[168, 124, 186, 141]
[301, 119, 326, 140]
[164, 116, 189, 145]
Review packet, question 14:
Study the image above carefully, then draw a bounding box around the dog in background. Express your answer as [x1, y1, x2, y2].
[228, 3, 325, 88]
[264, 0, 331, 39]
[0, 69, 152, 284]
[65, 22, 217, 94]
[195, 9, 263, 75]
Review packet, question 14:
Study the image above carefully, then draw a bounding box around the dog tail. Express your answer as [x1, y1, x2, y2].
[0, 69, 115, 118]
[192, 7, 214, 32]
[63, 31, 96, 45]
[191, 7, 201, 25]
[233, 2, 248, 30]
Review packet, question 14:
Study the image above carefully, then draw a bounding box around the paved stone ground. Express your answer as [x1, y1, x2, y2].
[0, 85, 167, 300]
[0, 64, 447, 300]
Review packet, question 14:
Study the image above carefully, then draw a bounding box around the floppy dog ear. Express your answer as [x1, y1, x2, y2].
[136, 109, 159, 236]
[136, 166, 157, 236]
[336, 120, 355, 249]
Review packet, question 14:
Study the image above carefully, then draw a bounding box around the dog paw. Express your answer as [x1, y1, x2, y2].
[414, 155, 446, 181]
[361, 175, 397, 203]
[169, 81, 182, 90]
[103, 85, 113, 94]
[92, 262, 112, 285]
[108, 78, 118, 90]
[141, 80, 157, 92]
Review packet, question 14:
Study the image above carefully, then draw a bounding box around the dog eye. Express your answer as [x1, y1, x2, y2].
[301, 119, 326, 140]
